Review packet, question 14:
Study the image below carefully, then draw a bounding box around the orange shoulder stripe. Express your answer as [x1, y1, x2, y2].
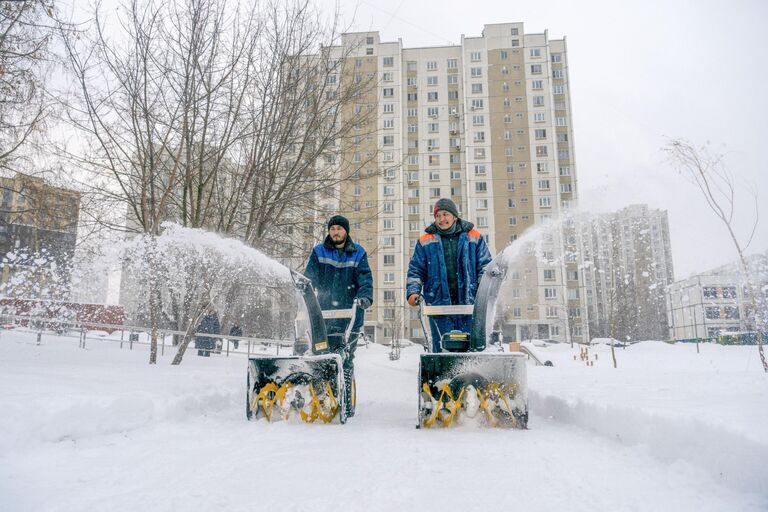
[419, 233, 436, 242]
[468, 228, 482, 238]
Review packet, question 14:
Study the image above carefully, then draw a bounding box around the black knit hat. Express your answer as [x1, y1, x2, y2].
[433, 198, 459, 218]
[327, 215, 350, 233]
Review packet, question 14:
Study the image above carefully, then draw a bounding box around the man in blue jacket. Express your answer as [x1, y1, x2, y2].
[304, 215, 373, 416]
[406, 198, 492, 352]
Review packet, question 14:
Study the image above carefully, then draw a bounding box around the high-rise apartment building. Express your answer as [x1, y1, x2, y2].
[579, 205, 675, 341]
[322, 24, 586, 344]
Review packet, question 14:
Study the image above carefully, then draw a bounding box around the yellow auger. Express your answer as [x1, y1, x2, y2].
[250, 380, 340, 424]
[420, 380, 522, 428]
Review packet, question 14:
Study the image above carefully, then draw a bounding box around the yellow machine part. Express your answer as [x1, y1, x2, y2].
[250, 381, 340, 424]
[421, 382, 520, 429]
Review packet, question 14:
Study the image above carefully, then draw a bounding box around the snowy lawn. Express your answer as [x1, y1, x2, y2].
[1, 331, 766, 511]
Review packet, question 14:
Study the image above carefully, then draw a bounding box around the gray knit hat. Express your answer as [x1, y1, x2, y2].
[433, 198, 459, 218]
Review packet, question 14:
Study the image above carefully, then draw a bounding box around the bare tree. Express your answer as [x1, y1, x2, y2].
[665, 139, 766, 372]
[0, 0, 56, 175]
[60, 0, 378, 364]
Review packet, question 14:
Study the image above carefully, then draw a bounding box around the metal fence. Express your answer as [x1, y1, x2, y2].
[0, 313, 294, 357]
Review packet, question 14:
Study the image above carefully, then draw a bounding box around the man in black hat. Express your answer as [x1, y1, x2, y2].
[304, 215, 373, 417]
[406, 198, 492, 352]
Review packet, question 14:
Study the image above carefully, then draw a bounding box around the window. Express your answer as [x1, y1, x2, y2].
[474, 131, 485, 143]
[537, 162, 549, 173]
[471, 99, 484, 110]
[557, 133, 569, 143]
[722, 287, 737, 299]
[470, 51, 482, 62]
[560, 183, 572, 193]
[724, 306, 740, 319]
[507, 181, 515, 192]
[507, 198, 516, 208]
[383, 185, 395, 196]
[383, 56, 394, 67]
[533, 96, 545, 107]
[538, 179, 550, 190]
[407, 108, 418, 117]
[427, 138, 439, 149]
[427, 75, 438, 86]
[703, 287, 718, 299]
[407, 77, 417, 86]
[474, 164, 486, 175]
[474, 148, 486, 159]
[427, 107, 438, 117]
[535, 129, 547, 140]
[408, 205, 419, 215]
[504, 130, 512, 140]
[384, 272, 395, 284]
[534, 112, 546, 122]
[559, 150, 570, 159]
[383, 218, 394, 229]
[448, 90, 459, 100]
[500, 50, 508, 60]
[430, 187, 441, 198]
[559, 166, 571, 176]
[366, 36, 374, 45]
[408, 123, 418, 133]
[407, 92, 418, 101]
[447, 74, 458, 84]
[539, 197, 552, 208]
[532, 80, 543, 90]
[383, 254, 395, 266]
[383, 119, 394, 129]
[470, 67, 482, 78]
[511, 27, 519, 36]
[428, 122, 439, 133]
[567, 270, 578, 281]
[471, 83, 483, 94]
[553, 69, 564, 79]
[430, 171, 442, 182]
[382, 72, 393, 82]
[383, 236, 395, 247]
[407, 61, 417, 71]
[508, 216, 517, 226]
[476, 216, 488, 227]
[427, 91, 438, 102]
[543, 269, 555, 281]
[383, 290, 396, 301]
[530, 48, 541, 58]
[551, 54, 562, 63]
[383, 135, 394, 145]
[383, 87, 394, 98]
[705, 306, 720, 319]
[426, 61, 437, 70]
[447, 58, 458, 69]
[530, 64, 542, 74]
[383, 103, 394, 113]
[536, 146, 548, 157]
[511, 39, 519, 47]
[472, 114, 485, 126]
[475, 182, 487, 192]
[553, 85, 564, 95]
[383, 201, 394, 212]
[544, 287, 557, 299]
[476, 199, 488, 209]
[428, 155, 440, 165]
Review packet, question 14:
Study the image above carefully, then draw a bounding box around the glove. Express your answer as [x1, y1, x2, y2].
[407, 294, 421, 307]
[358, 297, 372, 310]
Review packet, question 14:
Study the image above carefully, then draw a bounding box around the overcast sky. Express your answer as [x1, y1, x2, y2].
[316, 0, 768, 279]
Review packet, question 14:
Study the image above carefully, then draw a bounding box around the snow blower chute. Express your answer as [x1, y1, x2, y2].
[417, 254, 528, 429]
[246, 271, 356, 424]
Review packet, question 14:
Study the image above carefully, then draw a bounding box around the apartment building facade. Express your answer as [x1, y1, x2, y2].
[578, 205, 675, 341]
[0, 173, 80, 299]
[325, 24, 586, 344]
[666, 252, 768, 340]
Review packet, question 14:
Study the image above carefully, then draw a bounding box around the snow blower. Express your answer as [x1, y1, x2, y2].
[417, 255, 528, 429]
[246, 271, 356, 424]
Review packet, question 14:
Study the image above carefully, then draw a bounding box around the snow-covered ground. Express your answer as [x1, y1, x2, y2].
[1, 331, 767, 511]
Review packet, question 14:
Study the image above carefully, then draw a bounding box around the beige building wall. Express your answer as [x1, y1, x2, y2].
[328, 24, 587, 344]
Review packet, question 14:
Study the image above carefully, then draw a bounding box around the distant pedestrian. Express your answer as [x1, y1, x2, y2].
[195, 309, 220, 357]
[229, 324, 243, 350]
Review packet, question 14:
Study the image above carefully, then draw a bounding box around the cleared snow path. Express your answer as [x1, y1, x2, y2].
[1, 333, 766, 511]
